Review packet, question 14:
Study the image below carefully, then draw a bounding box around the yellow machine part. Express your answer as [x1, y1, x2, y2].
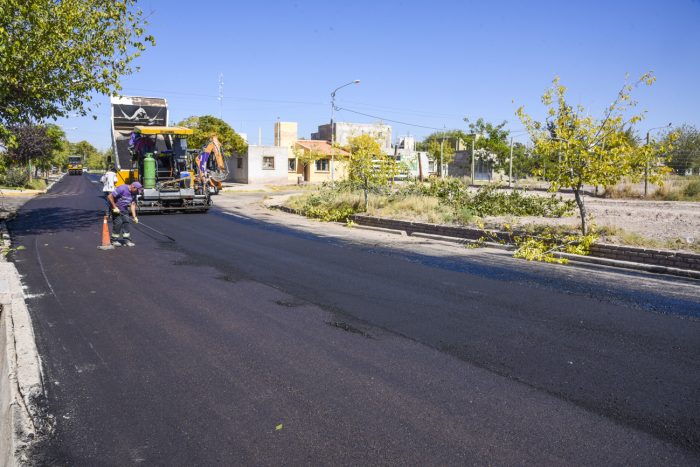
[133, 126, 193, 136]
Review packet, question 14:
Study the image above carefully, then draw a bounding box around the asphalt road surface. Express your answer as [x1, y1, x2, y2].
[8, 174, 700, 465]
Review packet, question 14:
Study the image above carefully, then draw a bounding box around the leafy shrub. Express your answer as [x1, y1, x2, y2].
[4, 167, 29, 187]
[287, 188, 361, 222]
[683, 180, 700, 199]
[27, 179, 47, 190]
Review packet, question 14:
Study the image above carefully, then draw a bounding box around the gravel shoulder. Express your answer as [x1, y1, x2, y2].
[484, 194, 700, 248]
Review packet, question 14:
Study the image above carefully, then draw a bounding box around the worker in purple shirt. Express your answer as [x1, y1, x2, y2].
[107, 182, 142, 247]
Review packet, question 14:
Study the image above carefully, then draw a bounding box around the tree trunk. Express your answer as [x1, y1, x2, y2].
[573, 187, 588, 235]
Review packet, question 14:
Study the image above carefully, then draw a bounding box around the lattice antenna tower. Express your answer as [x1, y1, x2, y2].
[217, 73, 224, 119]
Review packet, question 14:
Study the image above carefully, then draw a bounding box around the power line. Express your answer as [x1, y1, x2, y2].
[335, 106, 448, 131]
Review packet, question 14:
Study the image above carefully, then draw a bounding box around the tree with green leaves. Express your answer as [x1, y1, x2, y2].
[517, 73, 675, 234]
[465, 118, 511, 177]
[346, 134, 399, 211]
[177, 115, 247, 156]
[662, 124, 700, 175]
[510, 142, 537, 180]
[4, 123, 55, 180]
[426, 137, 454, 177]
[0, 0, 155, 142]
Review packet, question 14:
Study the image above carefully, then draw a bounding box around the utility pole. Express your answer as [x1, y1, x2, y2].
[471, 136, 476, 184]
[509, 136, 514, 188]
[645, 132, 649, 197]
[440, 134, 445, 179]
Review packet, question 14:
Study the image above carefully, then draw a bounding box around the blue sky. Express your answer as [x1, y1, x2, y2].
[57, 0, 700, 150]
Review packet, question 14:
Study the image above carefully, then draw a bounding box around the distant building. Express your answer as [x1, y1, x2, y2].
[232, 145, 290, 185]
[290, 140, 350, 183]
[450, 150, 501, 181]
[311, 121, 392, 153]
[274, 121, 298, 148]
[393, 135, 430, 179]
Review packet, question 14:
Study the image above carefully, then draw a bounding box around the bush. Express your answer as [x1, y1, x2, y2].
[683, 180, 700, 199]
[419, 181, 575, 220]
[4, 167, 29, 187]
[287, 188, 362, 222]
[27, 179, 47, 190]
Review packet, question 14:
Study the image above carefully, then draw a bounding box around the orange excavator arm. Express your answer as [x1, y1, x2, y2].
[202, 136, 226, 173]
[198, 135, 228, 193]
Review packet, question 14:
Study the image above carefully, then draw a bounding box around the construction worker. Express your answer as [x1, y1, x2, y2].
[100, 166, 117, 200]
[107, 181, 142, 247]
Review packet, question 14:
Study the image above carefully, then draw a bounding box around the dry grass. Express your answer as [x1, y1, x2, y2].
[368, 195, 452, 224]
[653, 176, 700, 201]
[593, 225, 700, 253]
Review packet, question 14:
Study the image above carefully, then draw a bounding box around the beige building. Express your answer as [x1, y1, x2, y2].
[289, 140, 350, 183]
[274, 121, 298, 148]
[311, 121, 392, 154]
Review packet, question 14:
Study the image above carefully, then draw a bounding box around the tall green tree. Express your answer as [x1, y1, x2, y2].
[426, 137, 455, 177]
[4, 123, 56, 180]
[0, 0, 155, 141]
[663, 124, 700, 175]
[346, 134, 399, 211]
[517, 73, 675, 234]
[177, 115, 247, 156]
[466, 118, 511, 174]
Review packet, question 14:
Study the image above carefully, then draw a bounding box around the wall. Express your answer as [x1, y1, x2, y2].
[312, 122, 392, 153]
[243, 145, 290, 185]
[589, 244, 700, 271]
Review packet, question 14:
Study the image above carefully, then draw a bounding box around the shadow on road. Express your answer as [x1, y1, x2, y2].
[8, 207, 105, 236]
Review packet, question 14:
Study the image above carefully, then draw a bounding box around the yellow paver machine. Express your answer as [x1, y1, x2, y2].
[110, 96, 212, 213]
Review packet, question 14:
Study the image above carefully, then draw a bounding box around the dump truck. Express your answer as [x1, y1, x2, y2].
[110, 96, 212, 213]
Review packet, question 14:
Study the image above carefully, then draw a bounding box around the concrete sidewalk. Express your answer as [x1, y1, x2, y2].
[0, 175, 62, 465]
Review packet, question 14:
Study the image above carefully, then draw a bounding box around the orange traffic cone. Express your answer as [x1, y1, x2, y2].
[97, 214, 115, 250]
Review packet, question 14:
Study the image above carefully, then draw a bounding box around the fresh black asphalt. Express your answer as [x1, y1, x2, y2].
[8, 174, 700, 465]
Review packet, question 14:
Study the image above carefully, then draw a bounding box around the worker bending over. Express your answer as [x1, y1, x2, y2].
[107, 181, 142, 247]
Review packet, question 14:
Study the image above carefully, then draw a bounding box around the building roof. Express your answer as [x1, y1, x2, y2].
[295, 140, 350, 157]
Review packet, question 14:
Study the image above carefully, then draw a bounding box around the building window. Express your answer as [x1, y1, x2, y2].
[288, 158, 296, 171]
[315, 159, 329, 172]
[236, 157, 243, 169]
[262, 156, 275, 170]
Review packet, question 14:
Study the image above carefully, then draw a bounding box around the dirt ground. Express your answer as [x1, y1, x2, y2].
[487, 194, 700, 250]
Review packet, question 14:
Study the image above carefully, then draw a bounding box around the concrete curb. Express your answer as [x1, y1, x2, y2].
[352, 224, 407, 236]
[410, 232, 515, 250]
[0, 221, 50, 465]
[553, 251, 700, 279]
[267, 204, 699, 280]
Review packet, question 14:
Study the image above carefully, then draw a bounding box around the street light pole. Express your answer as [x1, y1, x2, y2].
[330, 79, 360, 183]
[644, 123, 672, 197]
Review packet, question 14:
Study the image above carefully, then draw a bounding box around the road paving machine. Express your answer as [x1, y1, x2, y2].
[67, 155, 83, 175]
[110, 96, 212, 213]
